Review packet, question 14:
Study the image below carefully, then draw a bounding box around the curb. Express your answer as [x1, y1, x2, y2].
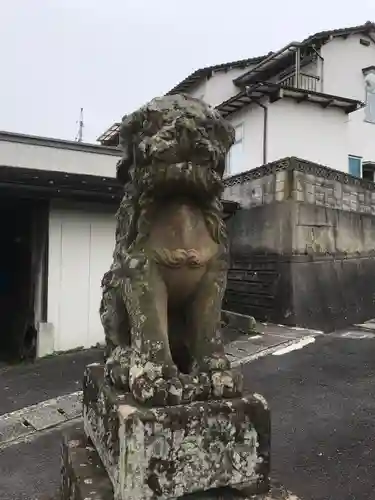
[0, 392, 82, 449]
[230, 333, 321, 367]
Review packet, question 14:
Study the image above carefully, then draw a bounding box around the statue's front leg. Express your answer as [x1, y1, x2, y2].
[123, 258, 182, 406]
[189, 264, 243, 399]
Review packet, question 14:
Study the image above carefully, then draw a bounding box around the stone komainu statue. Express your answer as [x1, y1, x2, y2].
[100, 93, 242, 406]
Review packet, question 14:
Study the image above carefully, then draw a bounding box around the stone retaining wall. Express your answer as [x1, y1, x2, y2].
[224, 156, 375, 213]
[223, 157, 375, 331]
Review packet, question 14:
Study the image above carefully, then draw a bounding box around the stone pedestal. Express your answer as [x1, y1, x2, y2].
[81, 364, 270, 500]
[60, 424, 297, 500]
[61, 424, 113, 500]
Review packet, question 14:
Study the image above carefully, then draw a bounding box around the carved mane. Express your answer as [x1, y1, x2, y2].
[114, 94, 233, 259]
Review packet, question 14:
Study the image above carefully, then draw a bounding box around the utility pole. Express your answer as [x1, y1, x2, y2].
[75, 108, 84, 142]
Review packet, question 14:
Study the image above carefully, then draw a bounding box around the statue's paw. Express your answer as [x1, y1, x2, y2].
[131, 375, 170, 406]
[130, 361, 179, 406]
[167, 377, 183, 405]
[179, 373, 211, 403]
[211, 369, 243, 399]
[193, 353, 231, 373]
[105, 346, 131, 390]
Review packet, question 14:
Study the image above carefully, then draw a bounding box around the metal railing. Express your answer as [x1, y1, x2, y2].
[278, 72, 320, 92]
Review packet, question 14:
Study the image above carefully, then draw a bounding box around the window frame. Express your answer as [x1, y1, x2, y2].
[348, 154, 363, 178]
[225, 123, 244, 177]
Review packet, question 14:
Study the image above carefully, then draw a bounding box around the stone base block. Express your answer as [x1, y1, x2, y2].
[83, 364, 270, 500]
[60, 424, 298, 500]
[61, 423, 113, 500]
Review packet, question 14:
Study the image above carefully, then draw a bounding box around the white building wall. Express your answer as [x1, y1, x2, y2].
[348, 108, 375, 162]
[320, 35, 375, 163]
[225, 105, 265, 175]
[321, 34, 375, 100]
[194, 34, 375, 172]
[226, 99, 349, 173]
[267, 100, 349, 172]
[0, 136, 120, 177]
[47, 201, 116, 352]
[189, 65, 258, 107]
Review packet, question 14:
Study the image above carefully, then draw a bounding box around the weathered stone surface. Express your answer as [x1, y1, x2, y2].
[83, 364, 270, 500]
[61, 424, 113, 500]
[223, 156, 375, 331]
[222, 310, 258, 336]
[100, 93, 241, 406]
[61, 425, 296, 500]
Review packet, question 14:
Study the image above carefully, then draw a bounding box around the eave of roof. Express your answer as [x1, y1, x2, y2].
[301, 20, 375, 46]
[96, 123, 122, 146]
[362, 65, 375, 74]
[217, 84, 364, 118]
[0, 164, 240, 214]
[0, 165, 121, 203]
[0, 130, 121, 156]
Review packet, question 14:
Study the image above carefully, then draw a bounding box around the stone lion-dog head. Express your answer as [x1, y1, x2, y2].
[115, 93, 235, 264]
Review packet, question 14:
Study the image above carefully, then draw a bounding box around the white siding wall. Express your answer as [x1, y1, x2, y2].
[321, 35, 375, 100]
[225, 105, 265, 175]
[47, 202, 116, 352]
[321, 34, 375, 164]
[348, 108, 375, 161]
[267, 100, 348, 172]
[226, 99, 349, 173]
[189, 65, 258, 107]
[0, 140, 120, 177]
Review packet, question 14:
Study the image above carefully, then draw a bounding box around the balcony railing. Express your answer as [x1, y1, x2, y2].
[278, 72, 320, 92]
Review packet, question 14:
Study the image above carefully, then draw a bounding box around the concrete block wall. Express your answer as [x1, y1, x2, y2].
[223, 157, 375, 332]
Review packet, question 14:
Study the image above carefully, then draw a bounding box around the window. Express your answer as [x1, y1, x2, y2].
[362, 162, 375, 182]
[348, 155, 362, 178]
[364, 69, 375, 124]
[226, 124, 244, 176]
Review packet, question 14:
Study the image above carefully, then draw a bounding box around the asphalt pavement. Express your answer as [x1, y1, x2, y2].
[1, 334, 375, 499]
[242, 334, 375, 500]
[0, 348, 102, 416]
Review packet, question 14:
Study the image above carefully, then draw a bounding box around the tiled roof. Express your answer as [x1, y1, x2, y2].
[301, 20, 375, 45]
[165, 54, 270, 95]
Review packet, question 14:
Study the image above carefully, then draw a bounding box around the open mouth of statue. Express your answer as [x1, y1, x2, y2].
[140, 162, 222, 201]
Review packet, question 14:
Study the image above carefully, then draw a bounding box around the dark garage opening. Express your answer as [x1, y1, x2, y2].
[0, 197, 40, 363]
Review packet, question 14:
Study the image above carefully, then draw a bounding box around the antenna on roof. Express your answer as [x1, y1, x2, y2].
[75, 108, 84, 142]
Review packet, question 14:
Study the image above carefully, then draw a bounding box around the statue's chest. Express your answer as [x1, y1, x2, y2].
[147, 202, 214, 251]
[145, 202, 219, 302]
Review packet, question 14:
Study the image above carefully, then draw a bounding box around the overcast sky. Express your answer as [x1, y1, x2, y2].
[1, 0, 375, 143]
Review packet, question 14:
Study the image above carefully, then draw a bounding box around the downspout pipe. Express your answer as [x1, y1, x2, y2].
[245, 86, 268, 165]
[311, 45, 324, 93]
